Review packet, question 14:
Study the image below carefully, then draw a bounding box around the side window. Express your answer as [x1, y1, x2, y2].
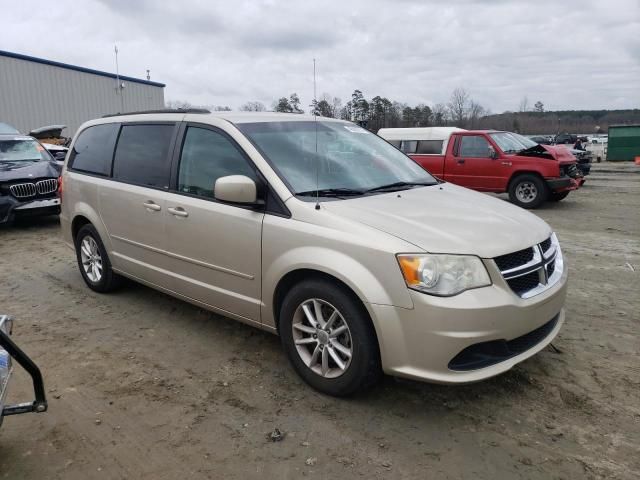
[400, 140, 417, 154]
[416, 140, 444, 154]
[387, 140, 401, 149]
[178, 127, 257, 199]
[112, 124, 174, 187]
[459, 135, 491, 158]
[69, 124, 119, 175]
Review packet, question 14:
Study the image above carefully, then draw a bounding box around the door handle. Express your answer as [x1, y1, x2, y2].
[457, 159, 465, 164]
[143, 201, 161, 211]
[167, 206, 189, 218]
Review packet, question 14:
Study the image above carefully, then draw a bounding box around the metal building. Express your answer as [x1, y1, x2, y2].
[0, 50, 165, 136]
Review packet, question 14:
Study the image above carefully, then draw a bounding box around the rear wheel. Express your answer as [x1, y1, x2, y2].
[549, 191, 569, 202]
[279, 279, 381, 396]
[74, 224, 121, 292]
[508, 174, 548, 209]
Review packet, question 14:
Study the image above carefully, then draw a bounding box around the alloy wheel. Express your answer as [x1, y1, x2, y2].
[291, 298, 353, 378]
[80, 235, 103, 282]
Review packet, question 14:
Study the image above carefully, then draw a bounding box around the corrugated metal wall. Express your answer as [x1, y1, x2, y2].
[0, 55, 165, 136]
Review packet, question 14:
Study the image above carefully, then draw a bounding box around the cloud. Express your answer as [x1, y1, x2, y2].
[1, 0, 638, 112]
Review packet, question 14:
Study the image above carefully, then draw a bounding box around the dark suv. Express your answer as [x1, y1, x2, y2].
[0, 130, 61, 224]
[554, 133, 578, 145]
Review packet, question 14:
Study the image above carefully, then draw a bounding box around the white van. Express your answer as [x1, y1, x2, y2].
[378, 127, 465, 155]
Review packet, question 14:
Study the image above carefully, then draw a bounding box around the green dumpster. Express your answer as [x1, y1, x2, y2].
[607, 125, 640, 161]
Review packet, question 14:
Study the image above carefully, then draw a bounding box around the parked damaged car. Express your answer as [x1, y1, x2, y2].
[1, 315, 48, 428]
[0, 133, 61, 225]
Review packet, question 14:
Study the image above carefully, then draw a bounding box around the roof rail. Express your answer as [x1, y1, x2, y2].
[102, 108, 211, 118]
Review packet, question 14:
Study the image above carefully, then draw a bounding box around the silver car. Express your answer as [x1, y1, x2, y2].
[60, 110, 567, 396]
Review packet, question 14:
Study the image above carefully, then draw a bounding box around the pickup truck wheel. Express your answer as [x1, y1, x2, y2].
[508, 174, 548, 209]
[279, 279, 381, 396]
[549, 191, 569, 202]
[74, 224, 121, 293]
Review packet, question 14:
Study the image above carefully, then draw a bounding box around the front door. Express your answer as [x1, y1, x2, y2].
[165, 125, 264, 322]
[446, 134, 504, 190]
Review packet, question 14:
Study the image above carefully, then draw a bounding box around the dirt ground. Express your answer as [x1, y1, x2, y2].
[1, 162, 638, 480]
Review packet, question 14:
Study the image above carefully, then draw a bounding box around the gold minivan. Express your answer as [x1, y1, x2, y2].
[60, 110, 567, 396]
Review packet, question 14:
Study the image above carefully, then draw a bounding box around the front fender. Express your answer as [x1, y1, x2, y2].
[261, 246, 414, 329]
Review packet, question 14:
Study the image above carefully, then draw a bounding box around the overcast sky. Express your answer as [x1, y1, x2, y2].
[2, 0, 639, 113]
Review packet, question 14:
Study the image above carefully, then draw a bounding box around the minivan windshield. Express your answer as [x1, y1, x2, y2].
[237, 121, 437, 197]
[0, 137, 53, 163]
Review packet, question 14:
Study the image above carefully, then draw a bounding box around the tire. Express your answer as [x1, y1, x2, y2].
[549, 191, 569, 202]
[508, 174, 548, 209]
[74, 224, 121, 293]
[279, 278, 381, 396]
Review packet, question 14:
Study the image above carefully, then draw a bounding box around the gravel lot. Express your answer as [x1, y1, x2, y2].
[1, 162, 638, 480]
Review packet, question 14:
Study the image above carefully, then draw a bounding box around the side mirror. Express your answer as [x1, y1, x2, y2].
[488, 146, 498, 159]
[214, 175, 258, 204]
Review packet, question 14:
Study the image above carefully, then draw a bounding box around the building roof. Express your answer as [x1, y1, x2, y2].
[0, 50, 165, 88]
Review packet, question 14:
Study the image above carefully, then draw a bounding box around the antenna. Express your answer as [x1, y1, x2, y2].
[313, 58, 320, 210]
[114, 45, 124, 112]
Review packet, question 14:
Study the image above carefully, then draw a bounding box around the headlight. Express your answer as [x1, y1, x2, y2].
[397, 254, 491, 296]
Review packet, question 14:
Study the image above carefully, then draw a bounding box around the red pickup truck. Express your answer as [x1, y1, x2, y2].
[378, 128, 584, 208]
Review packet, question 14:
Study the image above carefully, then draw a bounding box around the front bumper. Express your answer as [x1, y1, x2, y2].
[368, 260, 568, 384]
[545, 176, 583, 193]
[0, 195, 60, 224]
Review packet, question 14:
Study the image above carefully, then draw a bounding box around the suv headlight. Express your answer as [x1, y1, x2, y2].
[397, 254, 491, 296]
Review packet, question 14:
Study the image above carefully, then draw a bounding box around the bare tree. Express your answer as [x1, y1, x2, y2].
[165, 100, 193, 109]
[448, 88, 470, 126]
[519, 96, 529, 112]
[468, 101, 486, 128]
[432, 103, 448, 126]
[239, 101, 266, 112]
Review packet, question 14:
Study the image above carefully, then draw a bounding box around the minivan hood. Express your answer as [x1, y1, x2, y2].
[322, 183, 551, 258]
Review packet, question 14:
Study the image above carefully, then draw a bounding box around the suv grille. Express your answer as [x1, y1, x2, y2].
[9, 179, 58, 199]
[494, 235, 563, 299]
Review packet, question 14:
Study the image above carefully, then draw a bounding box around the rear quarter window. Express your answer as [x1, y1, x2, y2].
[416, 140, 444, 154]
[112, 124, 175, 188]
[69, 124, 119, 175]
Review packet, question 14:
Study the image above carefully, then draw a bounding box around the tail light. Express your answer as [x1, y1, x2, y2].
[57, 176, 63, 202]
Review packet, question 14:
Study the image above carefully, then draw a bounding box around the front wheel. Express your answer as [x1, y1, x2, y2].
[549, 191, 569, 202]
[279, 279, 381, 396]
[508, 174, 548, 209]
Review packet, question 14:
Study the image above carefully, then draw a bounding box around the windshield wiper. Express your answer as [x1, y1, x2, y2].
[362, 181, 436, 194]
[296, 188, 364, 198]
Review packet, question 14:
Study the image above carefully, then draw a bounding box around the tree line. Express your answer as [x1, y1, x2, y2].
[167, 91, 640, 134]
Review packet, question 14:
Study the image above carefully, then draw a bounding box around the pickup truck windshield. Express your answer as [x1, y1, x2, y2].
[489, 132, 537, 153]
[238, 121, 437, 197]
[0, 138, 53, 163]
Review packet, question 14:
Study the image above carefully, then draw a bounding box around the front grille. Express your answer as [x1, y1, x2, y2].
[540, 238, 552, 254]
[546, 259, 556, 277]
[562, 163, 582, 179]
[494, 247, 534, 271]
[8, 179, 58, 199]
[9, 183, 36, 198]
[36, 178, 58, 194]
[494, 235, 562, 298]
[507, 271, 541, 295]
